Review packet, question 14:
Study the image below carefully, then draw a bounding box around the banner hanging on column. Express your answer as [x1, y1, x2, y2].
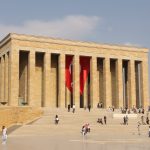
[65, 56, 73, 92]
[80, 57, 90, 95]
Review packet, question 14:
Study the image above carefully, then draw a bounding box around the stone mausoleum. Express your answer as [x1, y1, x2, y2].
[0, 33, 149, 109]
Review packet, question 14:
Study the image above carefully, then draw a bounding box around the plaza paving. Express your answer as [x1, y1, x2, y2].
[1, 109, 150, 150]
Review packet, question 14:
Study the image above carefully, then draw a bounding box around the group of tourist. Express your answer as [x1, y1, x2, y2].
[140, 115, 150, 125]
[97, 116, 107, 125]
[137, 121, 150, 137]
[97, 102, 103, 108]
[120, 107, 145, 114]
[67, 104, 76, 113]
[68, 104, 92, 112]
[81, 123, 90, 136]
[104, 104, 148, 115]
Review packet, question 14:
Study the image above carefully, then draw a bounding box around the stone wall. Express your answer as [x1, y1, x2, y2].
[0, 106, 43, 128]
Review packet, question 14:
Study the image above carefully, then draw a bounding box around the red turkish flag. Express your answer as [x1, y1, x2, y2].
[65, 56, 73, 92]
[80, 57, 90, 95]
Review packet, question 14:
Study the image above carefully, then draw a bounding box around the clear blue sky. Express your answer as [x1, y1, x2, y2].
[0, 0, 150, 89]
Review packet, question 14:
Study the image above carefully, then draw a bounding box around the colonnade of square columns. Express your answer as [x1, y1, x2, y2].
[0, 50, 149, 109]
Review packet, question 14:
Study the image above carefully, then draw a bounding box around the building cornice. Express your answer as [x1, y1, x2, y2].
[0, 33, 149, 53]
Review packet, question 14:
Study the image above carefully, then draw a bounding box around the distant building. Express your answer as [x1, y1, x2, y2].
[0, 33, 149, 109]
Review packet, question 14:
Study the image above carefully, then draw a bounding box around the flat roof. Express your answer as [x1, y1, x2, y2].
[0, 33, 149, 53]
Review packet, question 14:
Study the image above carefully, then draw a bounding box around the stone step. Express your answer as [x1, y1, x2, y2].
[42, 108, 112, 113]
[31, 108, 148, 127]
[32, 116, 140, 126]
[14, 124, 149, 134]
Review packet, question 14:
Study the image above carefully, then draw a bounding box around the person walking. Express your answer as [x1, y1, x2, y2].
[146, 117, 149, 125]
[97, 102, 100, 108]
[126, 115, 128, 125]
[88, 104, 91, 112]
[141, 115, 144, 124]
[2, 126, 7, 144]
[137, 122, 141, 136]
[149, 126, 150, 137]
[68, 104, 70, 112]
[104, 116, 107, 125]
[100, 102, 103, 108]
[55, 115, 59, 125]
[123, 116, 126, 125]
[87, 123, 90, 132]
[72, 104, 75, 113]
[81, 125, 86, 136]
[112, 106, 115, 112]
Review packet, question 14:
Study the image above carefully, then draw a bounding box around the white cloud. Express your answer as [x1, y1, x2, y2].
[124, 42, 141, 47]
[0, 15, 101, 40]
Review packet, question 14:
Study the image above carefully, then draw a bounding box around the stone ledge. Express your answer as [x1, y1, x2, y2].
[0, 106, 43, 128]
[113, 113, 137, 118]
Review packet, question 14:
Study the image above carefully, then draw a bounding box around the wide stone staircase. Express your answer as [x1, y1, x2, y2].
[33, 108, 143, 126]
[9, 108, 149, 139]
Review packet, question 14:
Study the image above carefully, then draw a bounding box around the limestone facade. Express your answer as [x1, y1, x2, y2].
[0, 33, 149, 109]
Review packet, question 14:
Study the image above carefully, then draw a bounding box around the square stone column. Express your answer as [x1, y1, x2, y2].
[59, 54, 65, 108]
[4, 53, 9, 103]
[73, 55, 80, 108]
[9, 50, 19, 106]
[28, 51, 35, 106]
[141, 60, 149, 109]
[103, 57, 112, 108]
[90, 56, 98, 108]
[43, 52, 51, 107]
[1, 56, 4, 103]
[83, 76, 88, 107]
[116, 59, 123, 108]
[128, 60, 136, 108]
[0, 57, 1, 102]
